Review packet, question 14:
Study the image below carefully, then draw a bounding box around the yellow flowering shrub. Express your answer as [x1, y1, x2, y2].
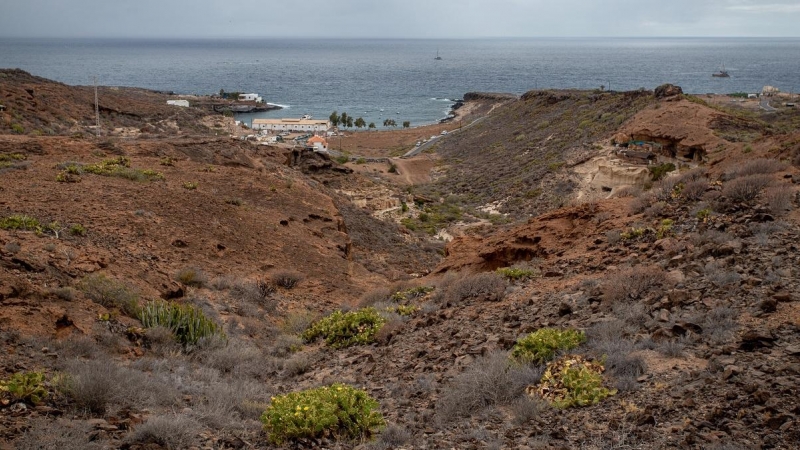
[261, 383, 385, 444]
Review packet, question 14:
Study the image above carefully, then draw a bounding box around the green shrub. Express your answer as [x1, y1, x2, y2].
[496, 267, 537, 280]
[78, 273, 140, 317]
[389, 286, 433, 302]
[511, 328, 586, 364]
[261, 383, 385, 445]
[0, 371, 47, 405]
[534, 355, 615, 408]
[138, 300, 224, 346]
[11, 124, 25, 134]
[182, 181, 198, 190]
[0, 214, 42, 232]
[649, 163, 676, 181]
[335, 155, 350, 164]
[83, 157, 164, 182]
[386, 304, 419, 316]
[656, 219, 674, 239]
[302, 308, 386, 348]
[69, 224, 87, 236]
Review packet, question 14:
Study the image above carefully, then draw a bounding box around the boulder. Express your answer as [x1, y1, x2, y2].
[654, 84, 684, 99]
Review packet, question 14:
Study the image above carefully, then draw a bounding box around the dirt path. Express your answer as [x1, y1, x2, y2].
[392, 155, 436, 185]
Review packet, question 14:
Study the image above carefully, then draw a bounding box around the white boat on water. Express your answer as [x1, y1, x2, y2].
[301, 114, 312, 120]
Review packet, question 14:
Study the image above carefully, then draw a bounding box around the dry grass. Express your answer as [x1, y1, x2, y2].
[702, 306, 739, 344]
[15, 418, 103, 450]
[510, 396, 547, 425]
[443, 272, 507, 304]
[60, 359, 180, 415]
[681, 179, 709, 201]
[765, 184, 795, 215]
[602, 266, 666, 304]
[436, 351, 542, 422]
[127, 414, 202, 449]
[721, 174, 772, 203]
[728, 158, 786, 178]
[174, 267, 208, 288]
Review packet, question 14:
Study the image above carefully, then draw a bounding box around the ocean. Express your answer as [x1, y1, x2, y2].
[2, 38, 799, 128]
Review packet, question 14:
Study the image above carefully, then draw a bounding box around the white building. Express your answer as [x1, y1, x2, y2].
[251, 118, 331, 133]
[306, 135, 328, 152]
[238, 93, 263, 103]
[167, 100, 190, 107]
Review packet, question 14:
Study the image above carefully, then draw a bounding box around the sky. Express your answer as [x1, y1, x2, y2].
[1, 0, 799, 38]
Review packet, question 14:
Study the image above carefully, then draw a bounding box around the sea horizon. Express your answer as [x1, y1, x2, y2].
[3, 37, 799, 127]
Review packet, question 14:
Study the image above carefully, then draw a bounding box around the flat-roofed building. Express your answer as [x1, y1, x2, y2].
[252, 118, 331, 133]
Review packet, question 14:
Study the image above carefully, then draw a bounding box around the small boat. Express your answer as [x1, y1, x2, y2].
[712, 64, 730, 78]
[434, 49, 442, 61]
[301, 114, 312, 120]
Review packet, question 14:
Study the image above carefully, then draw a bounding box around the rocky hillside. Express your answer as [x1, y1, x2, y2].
[424, 89, 654, 219]
[1, 74, 799, 449]
[0, 69, 213, 136]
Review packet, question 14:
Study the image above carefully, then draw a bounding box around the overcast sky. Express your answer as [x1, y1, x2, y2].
[1, 0, 798, 38]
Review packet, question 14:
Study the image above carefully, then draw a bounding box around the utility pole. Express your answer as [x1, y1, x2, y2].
[93, 76, 100, 137]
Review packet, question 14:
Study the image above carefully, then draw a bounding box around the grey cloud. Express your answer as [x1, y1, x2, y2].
[0, 0, 797, 38]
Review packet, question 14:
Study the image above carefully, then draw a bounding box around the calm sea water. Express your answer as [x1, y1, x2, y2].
[2, 38, 799, 127]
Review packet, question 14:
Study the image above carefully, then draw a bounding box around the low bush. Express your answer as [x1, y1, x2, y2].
[302, 308, 385, 348]
[436, 351, 542, 422]
[602, 266, 666, 304]
[657, 339, 685, 358]
[271, 270, 304, 289]
[83, 156, 164, 182]
[138, 300, 224, 346]
[69, 224, 87, 236]
[533, 355, 615, 408]
[0, 214, 42, 232]
[59, 359, 181, 415]
[281, 310, 319, 336]
[390, 285, 434, 302]
[261, 383, 385, 445]
[78, 273, 139, 316]
[127, 414, 201, 449]
[372, 424, 412, 448]
[730, 158, 786, 178]
[681, 179, 709, 201]
[649, 163, 676, 181]
[174, 267, 207, 288]
[510, 396, 547, 425]
[765, 185, 794, 215]
[721, 174, 772, 203]
[0, 371, 47, 405]
[703, 306, 738, 344]
[14, 418, 101, 450]
[511, 328, 586, 364]
[444, 272, 507, 304]
[231, 279, 276, 309]
[496, 267, 538, 280]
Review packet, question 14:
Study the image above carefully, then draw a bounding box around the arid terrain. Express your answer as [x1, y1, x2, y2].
[1, 69, 799, 449]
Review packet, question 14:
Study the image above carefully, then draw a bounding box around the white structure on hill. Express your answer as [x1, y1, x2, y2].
[252, 118, 331, 133]
[167, 100, 190, 107]
[238, 93, 263, 103]
[762, 86, 780, 97]
[307, 135, 328, 152]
